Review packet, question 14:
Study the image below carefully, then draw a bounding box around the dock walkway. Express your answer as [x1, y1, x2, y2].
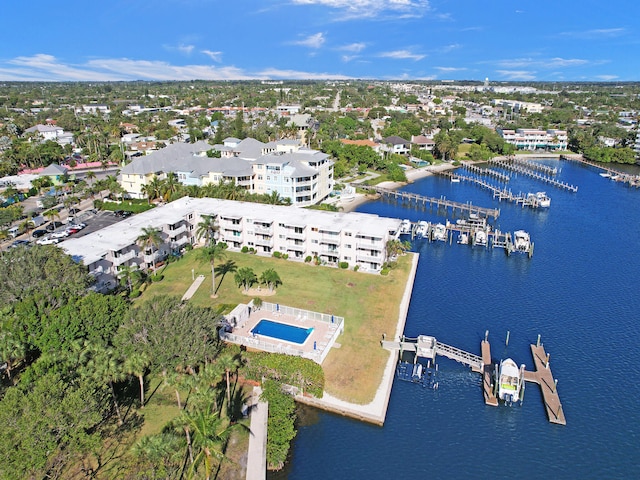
[358, 185, 500, 219]
[525, 344, 566, 425]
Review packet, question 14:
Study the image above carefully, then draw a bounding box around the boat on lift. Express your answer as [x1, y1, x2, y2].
[399, 219, 412, 235]
[474, 229, 488, 247]
[457, 231, 470, 245]
[534, 191, 551, 208]
[431, 223, 447, 242]
[415, 221, 429, 238]
[513, 230, 531, 252]
[496, 358, 525, 406]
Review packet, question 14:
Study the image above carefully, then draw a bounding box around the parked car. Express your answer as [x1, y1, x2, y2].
[10, 239, 30, 248]
[65, 227, 80, 235]
[32, 229, 48, 238]
[114, 210, 132, 218]
[46, 221, 65, 231]
[50, 231, 69, 239]
[36, 237, 59, 245]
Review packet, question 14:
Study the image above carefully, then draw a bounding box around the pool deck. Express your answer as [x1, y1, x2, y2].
[222, 302, 343, 365]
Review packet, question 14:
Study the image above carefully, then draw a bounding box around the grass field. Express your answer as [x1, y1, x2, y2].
[142, 249, 413, 404]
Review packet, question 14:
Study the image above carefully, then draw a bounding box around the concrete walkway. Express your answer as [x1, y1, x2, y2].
[246, 386, 268, 480]
[181, 274, 206, 301]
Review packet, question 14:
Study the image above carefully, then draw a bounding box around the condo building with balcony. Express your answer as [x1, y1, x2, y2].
[62, 197, 403, 291]
[119, 137, 334, 207]
[497, 128, 568, 151]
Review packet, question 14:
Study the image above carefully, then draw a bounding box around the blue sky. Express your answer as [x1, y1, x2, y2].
[1, 0, 638, 82]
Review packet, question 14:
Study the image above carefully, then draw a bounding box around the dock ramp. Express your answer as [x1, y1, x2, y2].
[433, 341, 483, 370]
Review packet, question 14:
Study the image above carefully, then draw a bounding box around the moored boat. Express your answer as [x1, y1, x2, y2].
[431, 223, 447, 242]
[415, 220, 429, 238]
[457, 231, 469, 245]
[496, 358, 525, 405]
[513, 230, 531, 252]
[474, 229, 488, 247]
[400, 219, 412, 235]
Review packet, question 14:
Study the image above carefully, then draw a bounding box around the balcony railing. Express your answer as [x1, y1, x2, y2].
[287, 243, 305, 252]
[356, 253, 382, 263]
[112, 250, 136, 266]
[285, 231, 306, 240]
[168, 224, 187, 235]
[254, 238, 274, 248]
[254, 225, 273, 235]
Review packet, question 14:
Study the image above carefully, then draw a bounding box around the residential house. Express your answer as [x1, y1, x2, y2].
[382, 136, 411, 155]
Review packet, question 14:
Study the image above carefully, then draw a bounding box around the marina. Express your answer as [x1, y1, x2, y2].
[357, 184, 501, 219]
[488, 157, 579, 192]
[382, 333, 565, 425]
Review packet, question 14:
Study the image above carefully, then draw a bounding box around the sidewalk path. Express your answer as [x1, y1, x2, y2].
[181, 274, 206, 301]
[246, 386, 267, 480]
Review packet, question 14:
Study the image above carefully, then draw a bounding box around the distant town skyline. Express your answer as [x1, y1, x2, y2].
[1, 0, 638, 82]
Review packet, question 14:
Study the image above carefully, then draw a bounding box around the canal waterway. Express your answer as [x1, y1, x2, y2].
[271, 159, 640, 479]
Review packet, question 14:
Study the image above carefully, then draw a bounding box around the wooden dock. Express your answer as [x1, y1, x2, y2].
[481, 339, 498, 406]
[561, 154, 640, 187]
[524, 343, 566, 425]
[358, 185, 500, 219]
[488, 158, 578, 192]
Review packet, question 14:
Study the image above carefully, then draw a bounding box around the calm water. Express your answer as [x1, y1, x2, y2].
[273, 160, 640, 480]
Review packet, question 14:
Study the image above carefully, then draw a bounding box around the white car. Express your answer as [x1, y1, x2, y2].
[50, 231, 69, 239]
[36, 237, 59, 245]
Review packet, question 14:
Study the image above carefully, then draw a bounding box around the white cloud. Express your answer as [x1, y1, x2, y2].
[379, 49, 425, 61]
[163, 44, 196, 55]
[0, 53, 361, 81]
[291, 0, 431, 20]
[291, 33, 326, 49]
[559, 28, 626, 39]
[201, 50, 223, 62]
[257, 67, 351, 80]
[496, 70, 536, 81]
[495, 57, 589, 69]
[338, 42, 366, 53]
[595, 74, 619, 81]
[435, 66, 467, 72]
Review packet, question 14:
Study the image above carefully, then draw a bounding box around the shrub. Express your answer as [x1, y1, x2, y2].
[339, 262, 348, 269]
[241, 246, 249, 253]
[184, 243, 193, 251]
[252, 297, 263, 309]
[353, 265, 359, 271]
[272, 251, 282, 259]
[249, 247, 256, 254]
[151, 274, 164, 282]
[304, 255, 312, 263]
[380, 267, 390, 276]
[129, 289, 141, 298]
[282, 253, 288, 260]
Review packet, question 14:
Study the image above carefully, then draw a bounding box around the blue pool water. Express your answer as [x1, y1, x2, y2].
[271, 159, 640, 480]
[251, 319, 313, 344]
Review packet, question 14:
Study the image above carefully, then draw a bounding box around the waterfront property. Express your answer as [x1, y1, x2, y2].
[62, 196, 403, 290]
[220, 301, 344, 364]
[119, 137, 334, 206]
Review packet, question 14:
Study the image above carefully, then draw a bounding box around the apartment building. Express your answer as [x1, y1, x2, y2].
[498, 128, 568, 150]
[62, 197, 403, 291]
[120, 138, 334, 206]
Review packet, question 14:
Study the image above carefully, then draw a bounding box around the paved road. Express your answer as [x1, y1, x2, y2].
[246, 386, 267, 480]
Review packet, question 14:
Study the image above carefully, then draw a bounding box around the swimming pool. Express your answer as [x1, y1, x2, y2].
[251, 319, 313, 344]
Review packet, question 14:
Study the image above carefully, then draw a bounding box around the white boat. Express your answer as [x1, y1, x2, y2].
[450, 177, 461, 183]
[415, 221, 429, 238]
[457, 231, 469, 245]
[600, 172, 611, 178]
[474, 229, 487, 247]
[457, 213, 487, 229]
[399, 219, 412, 235]
[431, 223, 447, 242]
[513, 230, 531, 252]
[535, 192, 551, 208]
[496, 358, 524, 405]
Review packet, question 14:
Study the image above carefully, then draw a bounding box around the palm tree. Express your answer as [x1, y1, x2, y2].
[88, 347, 126, 426]
[43, 208, 60, 224]
[196, 214, 218, 247]
[137, 226, 164, 272]
[0, 331, 26, 379]
[175, 409, 233, 480]
[132, 433, 184, 479]
[198, 243, 227, 297]
[213, 260, 237, 295]
[141, 175, 164, 204]
[124, 351, 151, 408]
[117, 264, 138, 293]
[259, 268, 282, 293]
[162, 172, 181, 201]
[234, 267, 257, 293]
[216, 353, 241, 408]
[85, 170, 96, 187]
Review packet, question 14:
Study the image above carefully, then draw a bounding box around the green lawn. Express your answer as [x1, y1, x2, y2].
[142, 250, 414, 404]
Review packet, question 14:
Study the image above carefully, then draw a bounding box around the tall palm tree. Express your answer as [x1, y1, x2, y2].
[88, 347, 126, 426]
[132, 433, 184, 479]
[198, 243, 227, 297]
[234, 267, 257, 293]
[124, 351, 151, 408]
[142, 175, 164, 204]
[162, 172, 181, 201]
[216, 353, 241, 407]
[176, 409, 232, 480]
[213, 260, 237, 295]
[85, 170, 96, 187]
[0, 331, 26, 379]
[137, 226, 163, 272]
[196, 214, 218, 247]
